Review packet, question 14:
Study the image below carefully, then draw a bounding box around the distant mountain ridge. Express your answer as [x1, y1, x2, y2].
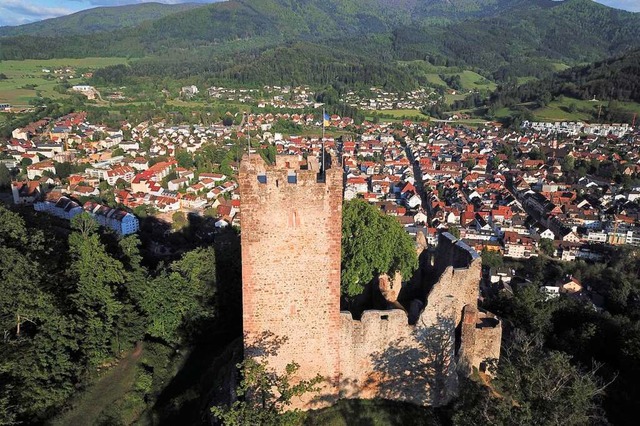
[0, 2, 207, 37]
[0, 0, 639, 90]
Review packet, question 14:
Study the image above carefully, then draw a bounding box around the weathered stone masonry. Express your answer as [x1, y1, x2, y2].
[240, 154, 501, 409]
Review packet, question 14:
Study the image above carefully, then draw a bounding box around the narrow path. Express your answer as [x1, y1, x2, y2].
[52, 343, 144, 426]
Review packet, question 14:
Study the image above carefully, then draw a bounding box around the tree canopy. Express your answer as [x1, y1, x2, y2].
[341, 199, 417, 297]
[0, 205, 221, 423]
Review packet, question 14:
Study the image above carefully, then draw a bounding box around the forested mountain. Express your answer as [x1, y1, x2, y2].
[0, 0, 639, 89]
[0, 2, 206, 37]
[490, 49, 640, 108]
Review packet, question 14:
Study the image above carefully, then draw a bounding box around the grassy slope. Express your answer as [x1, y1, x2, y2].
[304, 399, 446, 426]
[398, 62, 497, 91]
[0, 58, 128, 105]
[51, 344, 143, 426]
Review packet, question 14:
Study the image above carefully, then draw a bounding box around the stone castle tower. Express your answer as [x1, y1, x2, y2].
[239, 153, 343, 405]
[240, 153, 501, 409]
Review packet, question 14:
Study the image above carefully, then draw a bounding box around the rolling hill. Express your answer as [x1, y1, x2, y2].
[0, 2, 208, 37]
[0, 0, 638, 90]
[490, 48, 640, 106]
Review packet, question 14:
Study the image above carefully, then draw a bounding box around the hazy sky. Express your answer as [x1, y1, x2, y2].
[0, 0, 638, 27]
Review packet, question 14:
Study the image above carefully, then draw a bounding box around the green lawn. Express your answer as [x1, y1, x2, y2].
[444, 93, 467, 104]
[424, 73, 448, 86]
[0, 57, 128, 106]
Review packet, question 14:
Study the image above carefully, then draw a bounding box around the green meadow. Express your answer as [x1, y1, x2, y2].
[0, 57, 128, 106]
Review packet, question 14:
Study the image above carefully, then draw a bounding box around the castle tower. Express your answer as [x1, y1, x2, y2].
[239, 154, 343, 408]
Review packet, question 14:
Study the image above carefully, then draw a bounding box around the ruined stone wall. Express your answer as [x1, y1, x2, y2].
[458, 306, 502, 376]
[338, 305, 459, 407]
[240, 154, 343, 408]
[337, 233, 484, 407]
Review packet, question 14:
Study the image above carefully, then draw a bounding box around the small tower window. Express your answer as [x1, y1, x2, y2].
[257, 175, 267, 184]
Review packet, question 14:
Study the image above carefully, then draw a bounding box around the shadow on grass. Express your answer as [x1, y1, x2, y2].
[50, 343, 144, 426]
[304, 399, 451, 426]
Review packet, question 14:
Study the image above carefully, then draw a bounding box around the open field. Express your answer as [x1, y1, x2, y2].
[444, 93, 467, 104]
[398, 61, 497, 92]
[375, 108, 426, 118]
[0, 57, 128, 106]
[457, 70, 497, 91]
[365, 109, 430, 123]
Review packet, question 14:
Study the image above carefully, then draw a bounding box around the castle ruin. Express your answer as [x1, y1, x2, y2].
[239, 154, 501, 409]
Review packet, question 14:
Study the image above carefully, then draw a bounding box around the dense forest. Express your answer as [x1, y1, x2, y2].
[475, 250, 640, 426]
[0, 205, 242, 424]
[2, 0, 640, 89]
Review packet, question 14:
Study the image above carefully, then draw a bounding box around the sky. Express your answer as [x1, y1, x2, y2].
[0, 0, 638, 27]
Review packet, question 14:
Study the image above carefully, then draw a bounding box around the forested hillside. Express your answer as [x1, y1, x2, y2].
[490, 49, 640, 108]
[0, 2, 205, 37]
[0, 205, 241, 423]
[1, 0, 639, 89]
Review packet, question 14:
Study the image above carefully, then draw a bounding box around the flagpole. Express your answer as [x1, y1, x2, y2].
[322, 108, 325, 175]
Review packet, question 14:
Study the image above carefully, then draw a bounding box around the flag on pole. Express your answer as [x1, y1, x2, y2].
[323, 112, 330, 128]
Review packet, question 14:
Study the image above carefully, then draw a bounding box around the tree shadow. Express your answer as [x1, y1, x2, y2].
[243, 330, 288, 359]
[366, 314, 458, 407]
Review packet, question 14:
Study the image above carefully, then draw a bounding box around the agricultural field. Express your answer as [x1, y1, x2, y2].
[0, 57, 128, 106]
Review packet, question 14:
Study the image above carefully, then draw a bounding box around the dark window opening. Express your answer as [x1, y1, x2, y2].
[257, 175, 267, 184]
[381, 315, 389, 321]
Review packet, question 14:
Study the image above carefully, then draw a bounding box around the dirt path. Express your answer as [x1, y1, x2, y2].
[52, 343, 144, 426]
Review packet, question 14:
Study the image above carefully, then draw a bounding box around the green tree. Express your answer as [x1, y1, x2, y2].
[172, 211, 187, 230]
[481, 249, 503, 270]
[562, 155, 575, 173]
[464, 158, 476, 170]
[453, 330, 605, 426]
[540, 238, 555, 256]
[0, 164, 11, 189]
[448, 225, 461, 239]
[68, 212, 125, 365]
[341, 199, 417, 297]
[175, 150, 193, 168]
[211, 358, 322, 426]
[132, 248, 217, 343]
